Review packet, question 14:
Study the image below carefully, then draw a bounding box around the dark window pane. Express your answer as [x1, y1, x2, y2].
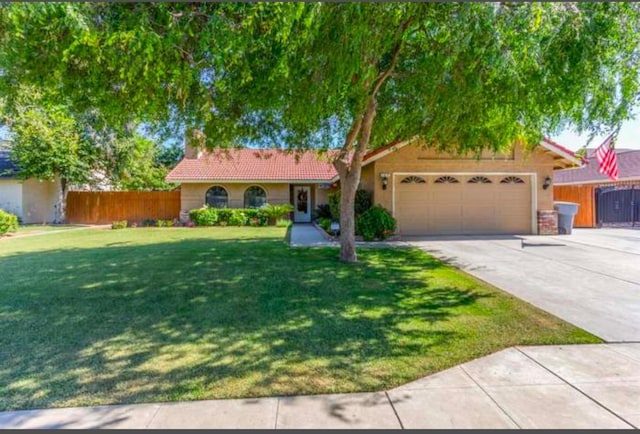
[244, 186, 267, 208]
[206, 186, 228, 208]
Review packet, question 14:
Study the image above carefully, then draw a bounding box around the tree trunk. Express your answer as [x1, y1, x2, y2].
[338, 169, 360, 262]
[56, 177, 68, 224]
[334, 99, 377, 263]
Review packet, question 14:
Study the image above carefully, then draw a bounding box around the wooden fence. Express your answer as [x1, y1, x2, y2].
[66, 191, 181, 224]
[553, 185, 595, 228]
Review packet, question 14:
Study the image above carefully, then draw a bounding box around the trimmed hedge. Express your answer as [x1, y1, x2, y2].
[0, 210, 19, 235]
[189, 206, 273, 227]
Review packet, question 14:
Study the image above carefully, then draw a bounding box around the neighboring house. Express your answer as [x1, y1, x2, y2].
[554, 149, 640, 227]
[168, 138, 580, 236]
[0, 143, 61, 223]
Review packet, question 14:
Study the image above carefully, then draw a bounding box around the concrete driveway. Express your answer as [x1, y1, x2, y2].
[406, 228, 640, 342]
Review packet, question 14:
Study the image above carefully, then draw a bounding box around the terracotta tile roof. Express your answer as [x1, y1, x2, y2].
[166, 148, 338, 182]
[554, 149, 640, 184]
[167, 137, 582, 183]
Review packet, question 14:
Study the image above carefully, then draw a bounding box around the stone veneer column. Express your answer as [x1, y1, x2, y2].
[537, 210, 558, 235]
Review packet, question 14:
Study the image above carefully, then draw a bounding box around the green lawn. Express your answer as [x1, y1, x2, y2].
[0, 227, 599, 411]
[11, 224, 82, 236]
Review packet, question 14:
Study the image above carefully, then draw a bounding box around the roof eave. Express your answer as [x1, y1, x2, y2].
[165, 178, 335, 184]
[540, 139, 584, 169]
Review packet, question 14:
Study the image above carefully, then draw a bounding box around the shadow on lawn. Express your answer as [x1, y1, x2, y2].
[0, 236, 485, 412]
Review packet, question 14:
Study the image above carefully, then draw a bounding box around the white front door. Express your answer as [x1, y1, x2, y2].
[293, 186, 311, 222]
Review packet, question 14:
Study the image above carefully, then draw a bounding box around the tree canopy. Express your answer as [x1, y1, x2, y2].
[1, 3, 639, 259]
[2, 3, 638, 149]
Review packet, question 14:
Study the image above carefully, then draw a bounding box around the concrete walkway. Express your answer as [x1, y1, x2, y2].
[407, 228, 640, 342]
[2, 343, 639, 429]
[289, 223, 337, 247]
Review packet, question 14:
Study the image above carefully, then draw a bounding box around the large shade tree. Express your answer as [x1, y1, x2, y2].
[1, 3, 639, 260]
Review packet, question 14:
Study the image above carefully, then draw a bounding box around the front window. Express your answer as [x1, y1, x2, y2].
[205, 186, 228, 208]
[244, 186, 267, 208]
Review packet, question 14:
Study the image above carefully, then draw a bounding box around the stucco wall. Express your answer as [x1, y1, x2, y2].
[315, 185, 333, 207]
[371, 142, 556, 215]
[22, 178, 59, 223]
[0, 180, 23, 218]
[180, 182, 291, 213]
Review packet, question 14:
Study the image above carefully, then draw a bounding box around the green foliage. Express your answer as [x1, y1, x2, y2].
[328, 191, 341, 221]
[315, 204, 332, 219]
[355, 190, 373, 216]
[115, 136, 178, 191]
[275, 218, 292, 228]
[111, 220, 127, 230]
[356, 206, 396, 241]
[260, 203, 294, 221]
[0, 210, 18, 235]
[1, 3, 636, 150]
[156, 142, 184, 169]
[317, 217, 333, 233]
[2, 87, 96, 191]
[228, 211, 247, 227]
[189, 207, 218, 226]
[328, 189, 372, 220]
[154, 220, 174, 228]
[141, 219, 157, 227]
[189, 207, 269, 227]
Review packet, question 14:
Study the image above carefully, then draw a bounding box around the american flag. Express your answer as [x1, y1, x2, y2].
[594, 133, 619, 181]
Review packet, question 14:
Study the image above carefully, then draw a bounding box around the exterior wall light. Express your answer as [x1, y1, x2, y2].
[380, 173, 390, 190]
[543, 176, 552, 190]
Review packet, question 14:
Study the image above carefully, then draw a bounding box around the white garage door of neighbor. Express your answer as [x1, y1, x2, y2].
[395, 174, 533, 236]
[0, 181, 23, 218]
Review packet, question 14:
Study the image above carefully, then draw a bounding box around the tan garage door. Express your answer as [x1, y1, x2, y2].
[395, 174, 532, 236]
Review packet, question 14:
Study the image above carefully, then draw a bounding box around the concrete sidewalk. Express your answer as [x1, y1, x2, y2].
[2, 343, 639, 429]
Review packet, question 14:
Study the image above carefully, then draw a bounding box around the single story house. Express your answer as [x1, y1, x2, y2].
[166, 138, 581, 236]
[0, 143, 61, 224]
[554, 149, 640, 227]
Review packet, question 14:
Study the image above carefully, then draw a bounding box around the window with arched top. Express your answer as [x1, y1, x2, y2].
[434, 176, 460, 184]
[400, 176, 426, 184]
[468, 176, 492, 184]
[244, 186, 267, 208]
[205, 186, 229, 208]
[500, 176, 525, 184]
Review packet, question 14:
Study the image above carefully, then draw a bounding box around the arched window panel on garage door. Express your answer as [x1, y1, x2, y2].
[500, 176, 525, 184]
[434, 176, 460, 184]
[468, 176, 492, 184]
[400, 176, 426, 184]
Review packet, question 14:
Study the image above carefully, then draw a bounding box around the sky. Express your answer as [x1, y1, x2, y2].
[551, 117, 640, 151]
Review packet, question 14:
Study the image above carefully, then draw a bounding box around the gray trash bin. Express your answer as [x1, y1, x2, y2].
[554, 201, 580, 235]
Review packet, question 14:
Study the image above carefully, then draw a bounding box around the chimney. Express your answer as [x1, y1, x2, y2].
[184, 129, 204, 159]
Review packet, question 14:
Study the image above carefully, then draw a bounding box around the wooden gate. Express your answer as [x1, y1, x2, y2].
[66, 191, 180, 224]
[553, 185, 595, 228]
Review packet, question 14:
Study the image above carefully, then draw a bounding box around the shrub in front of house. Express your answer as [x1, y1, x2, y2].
[317, 217, 332, 233]
[189, 206, 270, 227]
[228, 210, 247, 226]
[260, 204, 294, 225]
[314, 204, 332, 219]
[276, 218, 292, 228]
[111, 220, 128, 230]
[328, 189, 372, 220]
[0, 210, 19, 235]
[356, 205, 396, 241]
[189, 207, 218, 226]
